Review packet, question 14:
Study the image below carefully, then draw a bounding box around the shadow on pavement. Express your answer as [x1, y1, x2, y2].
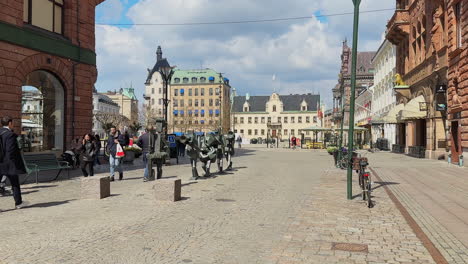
[23, 185, 58, 189]
[372, 181, 399, 191]
[25, 199, 76, 209]
[182, 182, 198, 187]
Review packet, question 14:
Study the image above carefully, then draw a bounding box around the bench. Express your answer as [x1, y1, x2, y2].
[23, 153, 72, 184]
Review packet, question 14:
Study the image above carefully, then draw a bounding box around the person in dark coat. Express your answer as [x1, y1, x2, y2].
[0, 116, 27, 209]
[106, 126, 126, 181]
[137, 128, 151, 182]
[80, 133, 97, 177]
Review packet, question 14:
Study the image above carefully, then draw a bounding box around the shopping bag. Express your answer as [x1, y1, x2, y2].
[116, 143, 125, 158]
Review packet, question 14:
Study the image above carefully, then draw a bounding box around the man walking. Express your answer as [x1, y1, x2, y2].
[106, 126, 125, 181]
[0, 116, 27, 209]
[137, 128, 152, 182]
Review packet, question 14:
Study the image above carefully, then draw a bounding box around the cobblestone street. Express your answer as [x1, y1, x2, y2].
[0, 147, 450, 263]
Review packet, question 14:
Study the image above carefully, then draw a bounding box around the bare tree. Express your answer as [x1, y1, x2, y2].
[95, 112, 130, 131]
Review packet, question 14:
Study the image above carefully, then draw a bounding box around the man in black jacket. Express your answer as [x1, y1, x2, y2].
[137, 128, 151, 182]
[0, 116, 27, 209]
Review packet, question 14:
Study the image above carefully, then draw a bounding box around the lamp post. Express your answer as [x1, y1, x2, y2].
[158, 65, 175, 133]
[346, 0, 362, 200]
[218, 73, 223, 132]
[231, 87, 236, 132]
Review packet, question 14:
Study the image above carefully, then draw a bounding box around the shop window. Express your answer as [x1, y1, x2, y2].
[22, 70, 64, 152]
[24, 0, 63, 34]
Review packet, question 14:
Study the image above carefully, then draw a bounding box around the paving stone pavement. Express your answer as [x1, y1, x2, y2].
[368, 152, 468, 264]
[0, 148, 436, 264]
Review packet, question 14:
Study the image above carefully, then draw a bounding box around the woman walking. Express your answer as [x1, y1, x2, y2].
[80, 133, 97, 177]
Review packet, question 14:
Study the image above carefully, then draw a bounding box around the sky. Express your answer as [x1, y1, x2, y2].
[94, 0, 394, 110]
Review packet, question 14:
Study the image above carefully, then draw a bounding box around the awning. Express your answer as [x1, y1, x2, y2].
[215, 109, 220, 114]
[209, 109, 213, 114]
[194, 110, 199, 114]
[370, 111, 389, 124]
[188, 110, 193, 114]
[201, 110, 205, 115]
[173, 110, 179, 115]
[180, 89, 185, 94]
[382, 104, 405, 124]
[209, 76, 215, 81]
[301, 126, 332, 131]
[180, 110, 184, 115]
[399, 95, 427, 121]
[201, 120, 205, 124]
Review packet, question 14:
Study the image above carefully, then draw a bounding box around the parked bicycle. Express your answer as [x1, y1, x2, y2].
[353, 155, 373, 208]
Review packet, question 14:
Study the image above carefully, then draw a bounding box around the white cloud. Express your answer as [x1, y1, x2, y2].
[95, 0, 396, 108]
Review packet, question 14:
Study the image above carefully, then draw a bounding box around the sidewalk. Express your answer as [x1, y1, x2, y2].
[368, 152, 468, 264]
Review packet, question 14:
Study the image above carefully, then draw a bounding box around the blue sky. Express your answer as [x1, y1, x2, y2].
[94, 0, 394, 109]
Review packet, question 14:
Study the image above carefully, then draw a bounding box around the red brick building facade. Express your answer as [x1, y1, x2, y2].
[0, 0, 105, 152]
[447, 0, 468, 163]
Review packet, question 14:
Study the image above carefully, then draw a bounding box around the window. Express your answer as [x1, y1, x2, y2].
[273, 105, 277, 112]
[188, 99, 192, 106]
[201, 99, 205, 106]
[244, 107, 248, 112]
[234, 117, 238, 124]
[192, 77, 198, 83]
[456, 2, 463, 48]
[248, 117, 252, 124]
[306, 116, 310, 123]
[174, 78, 180, 83]
[234, 129, 238, 133]
[240, 129, 244, 134]
[195, 99, 199, 107]
[268, 117, 271, 123]
[201, 88, 205, 96]
[151, 99, 154, 105]
[291, 117, 295, 123]
[277, 117, 281, 123]
[216, 88, 220, 95]
[209, 88, 214, 95]
[284, 117, 288, 123]
[254, 129, 258, 135]
[152, 88, 155, 94]
[195, 88, 199, 96]
[195, 121, 198, 125]
[159, 88, 162, 94]
[174, 89, 178, 96]
[261, 129, 265, 136]
[183, 78, 189, 83]
[254, 117, 258, 124]
[173, 99, 178, 107]
[306, 131, 310, 136]
[24, 0, 64, 34]
[261, 117, 265, 124]
[180, 99, 184, 107]
[248, 129, 252, 135]
[291, 129, 295, 135]
[158, 99, 162, 105]
[216, 99, 220, 106]
[200, 77, 207, 83]
[298, 117, 302, 123]
[209, 99, 213, 106]
[313, 116, 317, 123]
[301, 106, 307, 111]
[284, 129, 288, 135]
[240, 117, 244, 124]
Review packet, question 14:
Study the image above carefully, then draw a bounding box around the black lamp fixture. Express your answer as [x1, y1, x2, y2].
[158, 64, 175, 129]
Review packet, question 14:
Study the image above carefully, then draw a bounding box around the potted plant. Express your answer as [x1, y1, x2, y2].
[123, 146, 142, 163]
[327, 146, 338, 155]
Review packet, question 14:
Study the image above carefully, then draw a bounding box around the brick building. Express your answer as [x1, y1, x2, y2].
[0, 0, 105, 153]
[386, 0, 448, 160]
[447, 0, 468, 164]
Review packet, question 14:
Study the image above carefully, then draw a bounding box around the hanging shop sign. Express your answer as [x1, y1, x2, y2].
[436, 85, 447, 94]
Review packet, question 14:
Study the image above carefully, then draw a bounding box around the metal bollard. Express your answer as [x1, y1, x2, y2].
[459, 155, 464, 167]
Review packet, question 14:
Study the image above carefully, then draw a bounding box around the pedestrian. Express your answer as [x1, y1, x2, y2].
[94, 134, 102, 166]
[137, 128, 151, 182]
[71, 137, 82, 167]
[291, 136, 297, 150]
[178, 138, 185, 157]
[80, 133, 97, 177]
[106, 126, 125, 181]
[124, 130, 130, 147]
[236, 135, 242, 149]
[0, 116, 28, 209]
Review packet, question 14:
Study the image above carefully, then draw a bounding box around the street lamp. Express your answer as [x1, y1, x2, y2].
[231, 87, 236, 132]
[346, 0, 362, 200]
[217, 73, 223, 132]
[158, 65, 175, 131]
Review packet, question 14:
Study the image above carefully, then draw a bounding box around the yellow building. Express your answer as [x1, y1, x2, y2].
[169, 69, 231, 133]
[104, 88, 139, 124]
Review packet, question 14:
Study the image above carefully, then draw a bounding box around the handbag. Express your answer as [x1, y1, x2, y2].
[116, 143, 125, 158]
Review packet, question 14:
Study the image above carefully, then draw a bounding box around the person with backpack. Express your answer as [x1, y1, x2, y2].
[106, 126, 126, 181]
[0, 116, 28, 209]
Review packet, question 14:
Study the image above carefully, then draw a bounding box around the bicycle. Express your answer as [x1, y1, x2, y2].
[353, 155, 373, 208]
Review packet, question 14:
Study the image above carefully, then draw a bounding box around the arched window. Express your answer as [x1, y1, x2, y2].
[174, 78, 180, 83]
[273, 105, 277, 112]
[192, 77, 198, 83]
[200, 77, 207, 83]
[183, 77, 189, 83]
[22, 70, 64, 152]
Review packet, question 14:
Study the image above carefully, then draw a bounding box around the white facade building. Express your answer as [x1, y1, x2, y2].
[144, 46, 170, 120]
[371, 39, 397, 148]
[92, 91, 120, 138]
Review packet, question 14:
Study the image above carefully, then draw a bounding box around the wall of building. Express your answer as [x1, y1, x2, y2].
[145, 70, 165, 117]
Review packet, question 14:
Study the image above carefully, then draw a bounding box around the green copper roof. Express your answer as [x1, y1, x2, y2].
[122, 88, 137, 100]
[171, 69, 228, 85]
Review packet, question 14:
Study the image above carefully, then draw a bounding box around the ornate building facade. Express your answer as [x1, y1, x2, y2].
[0, 0, 105, 152]
[386, 0, 448, 159]
[144, 46, 170, 120]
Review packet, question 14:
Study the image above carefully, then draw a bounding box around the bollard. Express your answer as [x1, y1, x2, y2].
[459, 155, 464, 167]
[448, 153, 452, 164]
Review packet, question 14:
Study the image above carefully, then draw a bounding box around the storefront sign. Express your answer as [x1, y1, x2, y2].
[436, 85, 447, 93]
[436, 103, 447, 111]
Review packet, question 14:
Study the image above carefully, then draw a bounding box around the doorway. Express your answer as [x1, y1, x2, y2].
[416, 119, 427, 147]
[451, 121, 461, 163]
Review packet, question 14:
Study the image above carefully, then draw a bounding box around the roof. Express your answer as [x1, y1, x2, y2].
[145, 58, 170, 84]
[170, 69, 228, 85]
[346, 51, 376, 76]
[233, 94, 320, 112]
[122, 88, 137, 100]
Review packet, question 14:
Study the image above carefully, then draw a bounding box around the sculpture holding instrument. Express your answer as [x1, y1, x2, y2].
[199, 133, 217, 178]
[180, 132, 201, 180]
[224, 131, 235, 170]
[214, 129, 226, 173]
[146, 118, 169, 180]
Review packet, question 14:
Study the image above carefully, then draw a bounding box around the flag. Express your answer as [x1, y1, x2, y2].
[272, 74, 276, 81]
[317, 101, 323, 119]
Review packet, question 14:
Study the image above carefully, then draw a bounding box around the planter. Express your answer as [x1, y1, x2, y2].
[123, 151, 135, 163]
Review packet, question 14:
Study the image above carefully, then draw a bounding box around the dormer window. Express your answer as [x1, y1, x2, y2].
[243, 102, 250, 112]
[192, 77, 198, 83]
[183, 78, 189, 83]
[174, 78, 180, 83]
[200, 77, 207, 83]
[273, 105, 277, 112]
[24, 0, 64, 34]
[301, 106, 307, 111]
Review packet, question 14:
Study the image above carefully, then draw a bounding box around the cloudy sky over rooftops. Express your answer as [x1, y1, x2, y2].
[95, 0, 394, 108]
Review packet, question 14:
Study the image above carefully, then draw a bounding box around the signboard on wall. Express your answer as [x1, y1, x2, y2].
[436, 85, 447, 94]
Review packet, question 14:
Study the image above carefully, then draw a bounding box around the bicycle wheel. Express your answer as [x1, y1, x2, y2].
[360, 173, 366, 200]
[364, 177, 373, 208]
[339, 159, 347, 169]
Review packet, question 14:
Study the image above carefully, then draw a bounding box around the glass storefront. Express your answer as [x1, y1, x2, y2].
[21, 70, 64, 152]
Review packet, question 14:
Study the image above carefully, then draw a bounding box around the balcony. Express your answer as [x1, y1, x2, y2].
[386, 9, 410, 45]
